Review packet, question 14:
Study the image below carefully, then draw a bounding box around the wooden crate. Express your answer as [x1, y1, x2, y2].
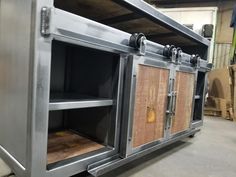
[171, 72, 195, 134]
[132, 65, 169, 148]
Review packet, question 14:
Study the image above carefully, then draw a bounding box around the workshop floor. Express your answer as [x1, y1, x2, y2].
[1, 117, 236, 177]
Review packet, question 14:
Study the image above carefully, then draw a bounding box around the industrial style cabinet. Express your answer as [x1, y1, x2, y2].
[121, 53, 198, 156]
[47, 40, 124, 167]
[0, 0, 211, 177]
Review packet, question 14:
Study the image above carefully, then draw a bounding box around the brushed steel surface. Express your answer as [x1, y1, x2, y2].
[0, 0, 33, 167]
[49, 99, 114, 111]
[0, 0, 210, 176]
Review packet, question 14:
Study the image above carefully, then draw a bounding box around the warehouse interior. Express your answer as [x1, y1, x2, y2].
[0, 0, 236, 177]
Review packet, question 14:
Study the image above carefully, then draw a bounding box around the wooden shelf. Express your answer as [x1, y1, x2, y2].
[47, 130, 104, 164]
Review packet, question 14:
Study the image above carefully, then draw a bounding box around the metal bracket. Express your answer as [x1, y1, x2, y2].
[207, 63, 213, 69]
[176, 47, 183, 65]
[190, 54, 201, 68]
[166, 92, 173, 114]
[171, 91, 177, 116]
[163, 45, 178, 63]
[166, 76, 175, 115]
[40, 7, 51, 37]
[166, 91, 177, 115]
[129, 33, 147, 56]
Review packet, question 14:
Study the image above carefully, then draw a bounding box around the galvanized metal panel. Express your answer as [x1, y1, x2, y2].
[0, 0, 33, 167]
[213, 43, 231, 69]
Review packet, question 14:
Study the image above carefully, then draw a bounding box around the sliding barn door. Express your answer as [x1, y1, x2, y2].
[171, 71, 195, 135]
[132, 65, 169, 148]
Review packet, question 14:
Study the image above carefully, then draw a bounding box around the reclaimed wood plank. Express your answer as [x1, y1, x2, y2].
[54, 0, 131, 21]
[132, 65, 169, 148]
[47, 130, 104, 164]
[171, 72, 195, 134]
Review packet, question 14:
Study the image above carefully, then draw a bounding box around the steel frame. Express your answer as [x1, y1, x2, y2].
[120, 52, 199, 157]
[88, 128, 200, 177]
[0, 0, 210, 177]
[116, 0, 210, 47]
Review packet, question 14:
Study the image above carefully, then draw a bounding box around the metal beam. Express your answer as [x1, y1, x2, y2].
[88, 129, 200, 177]
[49, 99, 114, 111]
[115, 0, 210, 46]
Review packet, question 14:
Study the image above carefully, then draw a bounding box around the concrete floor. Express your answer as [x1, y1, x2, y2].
[1, 117, 236, 177]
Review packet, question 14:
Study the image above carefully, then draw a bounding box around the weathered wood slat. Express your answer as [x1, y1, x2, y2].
[132, 65, 169, 148]
[171, 72, 195, 134]
[47, 130, 104, 164]
[54, 0, 131, 21]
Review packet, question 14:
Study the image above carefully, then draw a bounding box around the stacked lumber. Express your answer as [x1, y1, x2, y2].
[205, 67, 235, 121]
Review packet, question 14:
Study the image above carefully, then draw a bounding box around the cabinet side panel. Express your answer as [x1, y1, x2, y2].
[132, 65, 169, 148]
[0, 0, 33, 167]
[171, 72, 195, 134]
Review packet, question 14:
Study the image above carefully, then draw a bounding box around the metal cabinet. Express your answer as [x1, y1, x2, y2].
[0, 0, 211, 177]
[46, 40, 125, 171]
[121, 53, 199, 157]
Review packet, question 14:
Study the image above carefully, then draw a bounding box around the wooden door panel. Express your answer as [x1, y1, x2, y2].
[171, 71, 195, 134]
[132, 65, 169, 148]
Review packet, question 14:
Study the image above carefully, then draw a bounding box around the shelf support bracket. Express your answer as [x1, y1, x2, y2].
[40, 7, 51, 37]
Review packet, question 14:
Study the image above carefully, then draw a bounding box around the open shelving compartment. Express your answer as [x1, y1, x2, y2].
[193, 71, 206, 122]
[47, 40, 121, 168]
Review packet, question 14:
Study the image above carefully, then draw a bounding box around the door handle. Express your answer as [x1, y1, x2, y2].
[171, 91, 177, 116]
[166, 93, 173, 114]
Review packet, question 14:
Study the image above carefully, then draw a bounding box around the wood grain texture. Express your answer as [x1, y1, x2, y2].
[132, 65, 169, 148]
[171, 72, 195, 134]
[47, 131, 104, 164]
[54, 0, 197, 46]
[54, 0, 131, 21]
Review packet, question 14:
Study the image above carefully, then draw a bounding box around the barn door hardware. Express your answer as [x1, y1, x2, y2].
[163, 45, 182, 64]
[129, 33, 147, 56]
[40, 7, 51, 37]
[166, 91, 177, 116]
[171, 91, 177, 116]
[190, 54, 201, 68]
[176, 47, 183, 64]
[166, 75, 177, 116]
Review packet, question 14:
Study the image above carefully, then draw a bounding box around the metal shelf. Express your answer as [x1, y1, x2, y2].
[49, 99, 114, 111]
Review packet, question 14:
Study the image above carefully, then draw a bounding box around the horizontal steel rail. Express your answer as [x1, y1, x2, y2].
[49, 99, 114, 111]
